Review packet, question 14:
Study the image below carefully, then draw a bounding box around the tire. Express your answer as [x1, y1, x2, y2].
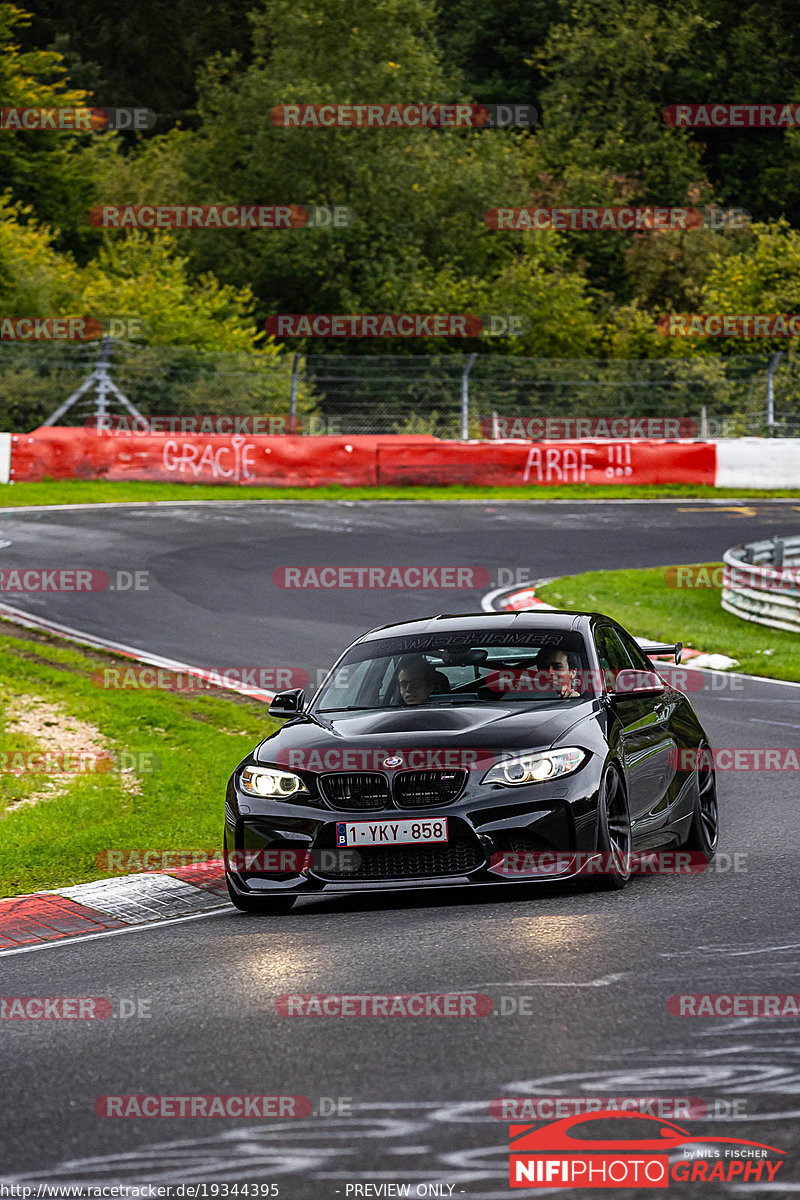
[681, 744, 719, 862]
[584, 764, 632, 891]
[226, 875, 296, 914]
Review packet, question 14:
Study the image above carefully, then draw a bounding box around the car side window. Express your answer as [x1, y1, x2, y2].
[317, 659, 374, 708]
[616, 628, 654, 672]
[595, 625, 634, 688]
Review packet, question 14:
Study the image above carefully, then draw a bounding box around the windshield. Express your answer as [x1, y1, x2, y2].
[315, 629, 593, 712]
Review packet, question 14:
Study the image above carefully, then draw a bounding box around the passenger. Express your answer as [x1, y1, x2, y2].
[535, 647, 580, 698]
[396, 654, 437, 706]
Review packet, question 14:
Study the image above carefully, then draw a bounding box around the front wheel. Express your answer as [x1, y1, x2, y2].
[681, 744, 718, 862]
[226, 876, 296, 914]
[584, 764, 632, 891]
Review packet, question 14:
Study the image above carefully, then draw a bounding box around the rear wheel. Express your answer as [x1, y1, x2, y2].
[681, 744, 718, 862]
[226, 876, 296, 914]
[585, 764, 632, 891]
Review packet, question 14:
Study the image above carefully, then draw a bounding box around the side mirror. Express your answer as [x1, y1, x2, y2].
[611, 669, 665, 698]
[268, 687, 305, 718]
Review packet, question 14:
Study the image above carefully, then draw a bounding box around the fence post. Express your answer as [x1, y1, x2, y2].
[461, 353, 477, 440]
[42, 337, 144, 427]
[290, 351, 300, 433]
[766, 351, 782, 434]
[700, 405, 708, 439]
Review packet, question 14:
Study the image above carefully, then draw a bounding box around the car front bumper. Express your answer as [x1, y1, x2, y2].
[224, 764, 604, 898]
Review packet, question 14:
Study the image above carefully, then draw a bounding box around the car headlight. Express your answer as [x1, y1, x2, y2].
[482, 747, 586, 787]
[239, 765, 309, 798]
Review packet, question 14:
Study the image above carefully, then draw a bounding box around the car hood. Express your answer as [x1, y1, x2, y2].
[256, 700, 598, 762]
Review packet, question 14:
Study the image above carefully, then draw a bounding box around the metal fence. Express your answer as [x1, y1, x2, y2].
[0, 340, 314, 433]
[300, 352, 799, 438]
[1, 340, 799, 437]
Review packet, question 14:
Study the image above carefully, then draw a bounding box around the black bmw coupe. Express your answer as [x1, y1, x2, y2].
[224, 611, 719, 912]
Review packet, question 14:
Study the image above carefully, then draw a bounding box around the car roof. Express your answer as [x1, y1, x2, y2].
[357, 610, 604, 643]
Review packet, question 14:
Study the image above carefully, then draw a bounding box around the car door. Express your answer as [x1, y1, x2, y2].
[595, 624, 673, 832]
[616, 626, 683, 828]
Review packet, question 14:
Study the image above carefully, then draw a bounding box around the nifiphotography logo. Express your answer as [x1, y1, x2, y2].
[507, 1111, 785, 1188]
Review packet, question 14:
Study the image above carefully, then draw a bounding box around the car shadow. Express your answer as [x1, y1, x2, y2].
[285, 876, 597, 916]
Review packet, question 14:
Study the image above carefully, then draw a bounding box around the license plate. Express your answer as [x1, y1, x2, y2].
[336, 818, 449, 847]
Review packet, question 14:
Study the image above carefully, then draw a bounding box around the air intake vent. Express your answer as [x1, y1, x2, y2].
[393, 769, 466, 808]
[319, 773, 390, 811]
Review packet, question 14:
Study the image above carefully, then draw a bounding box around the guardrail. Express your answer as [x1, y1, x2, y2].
[721, 535, 800, 634]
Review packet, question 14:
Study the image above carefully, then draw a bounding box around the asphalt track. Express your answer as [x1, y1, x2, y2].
[2, 499, 800, 1197]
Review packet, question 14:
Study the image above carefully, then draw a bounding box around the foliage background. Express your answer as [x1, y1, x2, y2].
[2, 0, 800, 405]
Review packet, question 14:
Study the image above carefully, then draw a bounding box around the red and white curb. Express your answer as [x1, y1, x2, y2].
[0, 594, 270, 953]
[0, 606, 268, 954]
[481, 580, 739, 670]
[0, 860, 229, 953]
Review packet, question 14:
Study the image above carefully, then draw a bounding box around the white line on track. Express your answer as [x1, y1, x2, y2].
[0, 905, 232, 958]
[467, 973, 629, 989]
[2, 497, 800, 516]
[0, 601, 275, 701]
[748, 717, 800, 727]
[0, 599, 206, 664]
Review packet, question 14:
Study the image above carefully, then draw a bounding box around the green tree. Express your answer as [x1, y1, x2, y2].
[667, 0, 800, 226]
[0, 3, 102, 254]
[434, 0, 564, 110]
[78, 233, 266, 351]
[0, 195, 263, 348]
[19, 0, 253, 127]
[602, 222, 800, 360]
[112, 0, 552, 349]
[531, 0, 715, 305]
[701, 220, 800, 355]
[402, 237, 600, 356]
[0, 196, 289, 430]
[0, 193, 80, 311]
[538, 0, 709, 200]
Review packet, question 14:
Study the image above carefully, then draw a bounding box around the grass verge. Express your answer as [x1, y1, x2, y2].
[537, 565, 800, 683]
[0, 619, 276, 897]
[1, 480, 799, 506]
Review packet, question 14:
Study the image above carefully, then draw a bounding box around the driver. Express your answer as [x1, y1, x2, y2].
[396, 654, 437, 706]
[535, 647, 580, 698]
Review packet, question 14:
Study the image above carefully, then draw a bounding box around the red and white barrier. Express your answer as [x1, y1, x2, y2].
[376, 438, 715, 486]
[6, 429, 406, 488]
[715, 438, 800, 489]
[0, 433, 10, 484]
[1, 429, 798, 488]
